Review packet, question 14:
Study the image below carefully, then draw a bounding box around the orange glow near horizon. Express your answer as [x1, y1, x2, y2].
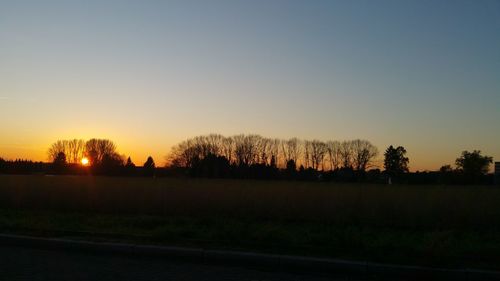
[81, 157, 90, 166]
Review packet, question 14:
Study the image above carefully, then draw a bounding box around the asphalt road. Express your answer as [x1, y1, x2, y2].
[0, 245, 367, 281]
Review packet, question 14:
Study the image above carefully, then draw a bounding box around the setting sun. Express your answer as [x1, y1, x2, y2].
[81, 157, 89, 166]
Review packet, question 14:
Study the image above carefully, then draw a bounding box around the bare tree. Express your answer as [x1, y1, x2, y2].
[167, 139, 199, 168]
[206, 134, 224, 156]
[49, 138, 120, 167]
[269, 138, 281, 167]
[233, 134, 247, 166]
[233, 134, 261, 166]
[258, 137, 271, 165]
[339, 141, 353, 169]
[309, 140, 327, 170]
[48, 139, 86, 163]
[48, 140, 67, 162]
[303, 140, 312, 169]
[326, 140, 341, 171]
[221, 136, 234, 163]
[281, 138, 301, 167]
[85, 139, 118, 165]
[351, 139, 378, 171]
[67, 139, 85, 164]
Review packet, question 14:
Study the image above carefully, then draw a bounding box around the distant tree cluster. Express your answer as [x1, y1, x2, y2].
[167, 134, 378, 171]
[46, 138, 155, 176]
[0, 135, 494, 185]
[165, 134, 380, 180]
[438, 150, 493, 184]
[48, 139, 86, 164]
[0, 158, 48, 174]
[48, 139, 121, 165]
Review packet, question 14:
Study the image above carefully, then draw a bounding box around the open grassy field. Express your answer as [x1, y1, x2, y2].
[1, 175, 499, 269]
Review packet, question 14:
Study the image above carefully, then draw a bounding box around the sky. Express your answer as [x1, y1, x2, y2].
[0, 0, 499, 171]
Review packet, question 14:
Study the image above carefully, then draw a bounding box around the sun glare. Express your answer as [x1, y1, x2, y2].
[81, 157, 89, 166]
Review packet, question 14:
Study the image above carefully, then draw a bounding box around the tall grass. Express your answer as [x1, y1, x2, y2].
[1, 175, 499, 230]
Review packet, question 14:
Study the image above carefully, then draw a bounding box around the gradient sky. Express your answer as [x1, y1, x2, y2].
[1, 0, 499, 170]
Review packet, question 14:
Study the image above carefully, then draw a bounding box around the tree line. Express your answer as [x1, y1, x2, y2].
[0, 135, 495, 184]
[167, 134, 379, 172]
[165, 134, 494, 184]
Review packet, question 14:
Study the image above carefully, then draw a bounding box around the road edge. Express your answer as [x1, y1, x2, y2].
[0, 233, 499, 280]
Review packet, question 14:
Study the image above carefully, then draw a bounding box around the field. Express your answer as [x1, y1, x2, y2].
[1, 175, 500, 269]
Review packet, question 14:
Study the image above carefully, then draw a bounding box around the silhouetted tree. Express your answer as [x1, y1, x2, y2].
[125, 157, 135, 168]
[285, 159, 297, 179]
[339, 141, 353, 169]
[66, 139, 86, 163]
[336, 166, 356, 182]
[351, 139, 378, 172]
[257, 137, 271, 165]
[366, 168, 383, 183]
[233, 134, 261, 166]
[143, 156, 156, 176]
[221, 136, 235, 163]
[1, 159, 48, 174]
[439, 164, 455, 184]
[270, 155, 277, 168]
[455, 150, 492, 183]
[0, 157, 5, 172]
[384, 145, 409, 177]
[286, 159, 297, 171]
[48, 140, 66, 163]
[48, 138, 125, 175]
[99, 153, 124, 175]
[190, 153, 230, 178]
[298, 167, 319, 181]
[303, 140, 311, 168]
[54, 152, 67, 164]
[52, 152, 67, 174]
[124, 157, 136, 176]
[166, 133, 383, 181]
[326, 140, 341, 171]
[85, 139, 118, 165]
[48, 139, 86, 163]
[282, 138, 301, 168]
[309, 140, 327, 170]
[440, 164, 453, 173]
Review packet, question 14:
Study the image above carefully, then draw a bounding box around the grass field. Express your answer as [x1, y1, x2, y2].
[1, 175, 499, 269]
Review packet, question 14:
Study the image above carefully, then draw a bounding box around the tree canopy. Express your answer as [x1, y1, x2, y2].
[383, 145, 409, 176]
[455, 150, 492, 182]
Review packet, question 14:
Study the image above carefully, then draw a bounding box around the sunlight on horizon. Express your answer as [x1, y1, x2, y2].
[81, 157, 89, 166]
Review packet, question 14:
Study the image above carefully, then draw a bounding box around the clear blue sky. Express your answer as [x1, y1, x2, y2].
[1, 0, 499, 170]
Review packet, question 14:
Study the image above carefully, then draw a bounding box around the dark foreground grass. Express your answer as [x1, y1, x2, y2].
[0, 175, 499, 269]
[1, 209, 499, 270]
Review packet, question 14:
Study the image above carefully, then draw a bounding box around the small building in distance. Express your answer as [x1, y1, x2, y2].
[495, 162, 500, 185]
